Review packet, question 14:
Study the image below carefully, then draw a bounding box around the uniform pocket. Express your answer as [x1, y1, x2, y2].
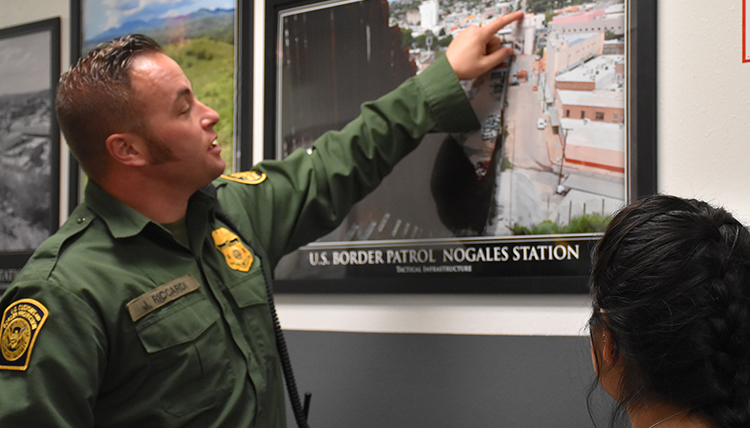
[222, 264, 280, 387]
[225, 267, 267, 308]
[135, 297, 234, 416]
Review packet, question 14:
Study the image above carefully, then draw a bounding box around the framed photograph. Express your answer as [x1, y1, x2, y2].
[265, 0, 656, 294]
[0, 17, 61, 293]
[68, 0, 253, 208]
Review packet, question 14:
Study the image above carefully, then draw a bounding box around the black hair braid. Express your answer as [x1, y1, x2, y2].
[588, 196, 750, 428]
[697, 216, 750, 428]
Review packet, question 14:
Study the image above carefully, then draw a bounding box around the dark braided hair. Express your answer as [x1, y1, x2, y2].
[588, 195, 750, 427]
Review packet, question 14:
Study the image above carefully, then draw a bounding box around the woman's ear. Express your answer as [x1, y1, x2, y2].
[595, 325, 626, 402]
[599, 312, 618, 364]
[105, 133, 148, 167]
[601, 330, 618, 364]
[590, 327, 617, 375]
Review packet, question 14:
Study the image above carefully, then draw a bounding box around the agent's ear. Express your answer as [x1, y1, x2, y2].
[105, 133, 148, 167]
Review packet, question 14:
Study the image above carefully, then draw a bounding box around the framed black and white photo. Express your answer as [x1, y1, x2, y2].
[68, 0, 253, 208]
[0, 17, 61, 292]
[264, 0, 657, 294]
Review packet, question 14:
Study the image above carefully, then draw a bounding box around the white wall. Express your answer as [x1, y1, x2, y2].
[657, 1, 750, 224]
[3, 0, 747, 337]
[0, 1, 68, 55]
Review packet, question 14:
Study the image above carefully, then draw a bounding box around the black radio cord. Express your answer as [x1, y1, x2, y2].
[210, 188, 311, 428]
[263, 275, 312, 428]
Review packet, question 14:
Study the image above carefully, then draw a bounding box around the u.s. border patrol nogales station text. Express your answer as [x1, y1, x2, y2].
[306, 244, 580, 266]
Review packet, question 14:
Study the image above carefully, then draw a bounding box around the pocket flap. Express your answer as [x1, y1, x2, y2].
[135, 298, 219, 352]
[225, 269, 267, 308]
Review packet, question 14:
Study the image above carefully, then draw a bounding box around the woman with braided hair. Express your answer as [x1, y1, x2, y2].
[588, 195, 750, 428]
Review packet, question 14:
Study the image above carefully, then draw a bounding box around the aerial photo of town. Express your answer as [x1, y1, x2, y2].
[274, 0, 627, 281]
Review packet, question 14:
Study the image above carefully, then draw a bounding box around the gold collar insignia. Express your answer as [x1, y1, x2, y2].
[221, 170, 267, 185]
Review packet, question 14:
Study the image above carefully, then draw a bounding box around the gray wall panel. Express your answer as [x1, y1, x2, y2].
[284, 331, 617, 428]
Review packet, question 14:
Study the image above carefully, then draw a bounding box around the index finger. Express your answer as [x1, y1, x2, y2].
[481, 10, 524, 36]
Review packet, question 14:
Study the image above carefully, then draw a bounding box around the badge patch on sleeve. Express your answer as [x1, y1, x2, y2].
[221, 170, 267, 185]
[212, 227, 254, 272]
[1, 299, 49, 371]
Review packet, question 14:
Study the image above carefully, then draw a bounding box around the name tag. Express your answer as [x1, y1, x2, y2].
[126, 274, 200, 322]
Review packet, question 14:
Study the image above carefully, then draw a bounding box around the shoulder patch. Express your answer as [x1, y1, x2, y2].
[221, 170, 267, 185]
[0, 299, 49, 371]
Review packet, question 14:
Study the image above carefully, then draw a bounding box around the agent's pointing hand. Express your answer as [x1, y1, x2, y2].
[445, 10, 524, 80]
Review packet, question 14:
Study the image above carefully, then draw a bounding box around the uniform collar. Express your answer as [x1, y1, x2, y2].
[84, 181, 217, 239]
[84, 180, 152, 239]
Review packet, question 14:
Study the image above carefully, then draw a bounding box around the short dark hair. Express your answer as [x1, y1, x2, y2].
[588, 195, 750, 427]
[55, 34, 162, 179]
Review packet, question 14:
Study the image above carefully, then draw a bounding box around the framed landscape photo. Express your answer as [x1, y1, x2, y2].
[69, 0, 254, 208]
[268, 0, 656, 294]
[0, 17, 61, 293]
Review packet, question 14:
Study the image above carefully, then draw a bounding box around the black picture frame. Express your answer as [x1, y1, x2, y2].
[0, 17, 61, 292]
[68, 0, 253, 210]
[264, 0, 657, 294]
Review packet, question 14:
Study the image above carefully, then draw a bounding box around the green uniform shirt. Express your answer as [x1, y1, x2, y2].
[0, 55, 479, 427]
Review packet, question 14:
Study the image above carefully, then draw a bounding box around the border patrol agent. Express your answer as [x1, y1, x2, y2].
[0, 11, 523, 428]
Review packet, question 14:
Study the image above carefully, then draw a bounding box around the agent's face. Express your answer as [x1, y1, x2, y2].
[129, 52, 224, 187]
